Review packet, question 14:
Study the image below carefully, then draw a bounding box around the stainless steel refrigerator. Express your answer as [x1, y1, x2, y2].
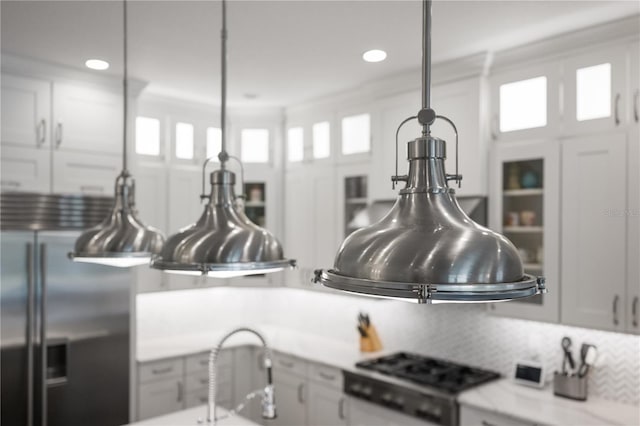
[1, 193, 131, 426]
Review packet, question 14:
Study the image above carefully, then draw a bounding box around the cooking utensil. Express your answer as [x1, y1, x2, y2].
[561, 336, 576, 375]
[578, 344, 598, 378]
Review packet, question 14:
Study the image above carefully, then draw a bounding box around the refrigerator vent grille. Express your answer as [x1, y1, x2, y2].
[1, 192, 114, 231]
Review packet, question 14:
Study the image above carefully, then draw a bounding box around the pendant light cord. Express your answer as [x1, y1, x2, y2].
[420, 0, 434, 135]
[218, 0, 229, 169]
[122, 0, 130, 176]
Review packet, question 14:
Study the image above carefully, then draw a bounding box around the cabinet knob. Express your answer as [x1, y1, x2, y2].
[297, 383, 305, 404]
[613, 294, 620, 326]
[632, 296, 638, 328]
[634, 89, 639, 123]
[55, 123, 63, 148]
[614, 93, 621, 126]
[36, 119, 46, 147]
[338, 397, 346, 420]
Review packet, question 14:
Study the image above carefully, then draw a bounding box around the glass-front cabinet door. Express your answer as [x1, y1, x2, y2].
[488, 140, 560, 322]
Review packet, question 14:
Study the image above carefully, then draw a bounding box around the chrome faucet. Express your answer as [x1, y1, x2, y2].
[199, 327, 276, 425]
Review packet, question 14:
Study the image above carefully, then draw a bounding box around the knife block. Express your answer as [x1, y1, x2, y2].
[360, 325, 383, 353]
[553, 372, 588, 401]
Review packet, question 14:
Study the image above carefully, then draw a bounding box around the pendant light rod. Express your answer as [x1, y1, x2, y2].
[421, 0, 433, 136]
[121, 0, 129, 175]
[218, 0, 229, 169]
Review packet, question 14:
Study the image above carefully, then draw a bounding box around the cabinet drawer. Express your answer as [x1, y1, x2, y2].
[138, 378, 185, 420]
[273, 351, 307, 377]
[310, 363, 343, 389]
[187, 349, 232, 373]
[460, 404, 537, 426]
[139, 358, 184, 383]
[185, 389, 232, 410]
[185, 368, 232, 394]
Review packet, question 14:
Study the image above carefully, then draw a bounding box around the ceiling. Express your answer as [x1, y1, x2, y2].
[2, 0, 638, 108]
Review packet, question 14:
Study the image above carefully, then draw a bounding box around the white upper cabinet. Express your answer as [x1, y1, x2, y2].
[52, 151, 121, 195]
[241, 128, 270, 164]
[561, 133, 627, 332]
[341, 113, 371, 157]
[287, 126, 304, 163]
[563, 46, 626, 134]
[490, 61, 560, 142]
[136, 116, 162, 157]
[312, 121, 331, 160]
[206, 127, 222, 160]
[1, 74, 50, 149]
[52, 82, 123, 154]
[0, 146, 50, 193]
[174, 121, 195, 161]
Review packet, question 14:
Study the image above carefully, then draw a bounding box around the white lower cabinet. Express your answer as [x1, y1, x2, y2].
[307, 382, 348, 426]
[269, 369, 307, 426]
[138, 377, 185, 420]
[459, 404, 537, 426]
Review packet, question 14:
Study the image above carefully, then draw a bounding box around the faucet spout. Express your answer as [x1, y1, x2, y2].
[205, 327, 276, 425]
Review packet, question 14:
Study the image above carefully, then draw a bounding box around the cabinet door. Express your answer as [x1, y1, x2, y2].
[563, 47, 627, 135]
[0, 145, 50, 192]
[284, 169, 314, 287]
[166, 166, 203, 290]
[137, 378, 185, 420]
[1, 74, 50, 148]
[627, 124, 639, 334]
[268, 370, 306, 426]
[234, 347, 265, 424]
[133, 163, 168, 293]
[561, 133, 627, 331]
[307, 382, 347, 426]
[52, 82, 123, 154]
[488, 140, 560, 323]
[52, 150, 120, 195]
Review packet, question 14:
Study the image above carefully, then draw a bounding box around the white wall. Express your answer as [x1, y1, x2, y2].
[137, 287, 640, 405]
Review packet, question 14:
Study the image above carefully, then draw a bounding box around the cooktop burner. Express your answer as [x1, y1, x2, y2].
[356, 352, 499, 394]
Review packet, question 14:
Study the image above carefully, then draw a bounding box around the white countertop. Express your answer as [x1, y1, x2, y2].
[138, 328, 639, 426]
[138, 325, 377, 372]
[458, 378, 640, 426]
[125, 405, 258, 426]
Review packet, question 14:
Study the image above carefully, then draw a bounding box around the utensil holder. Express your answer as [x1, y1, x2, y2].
[553, 372, 588, 401]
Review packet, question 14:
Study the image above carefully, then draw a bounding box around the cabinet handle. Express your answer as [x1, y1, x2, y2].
[297, 383, 305, 404]
[279, 359, 295, 369]
[481, 421, 497, 426]
[634, 89, 639, 123]
[36, 119, 46, 147]
[490, 115, 499, 140]
[613, 295, 620, 326]
[176, 381, 184, 403]
[633, 296, 638, 328]
[55, 123, 63, 148]
[151, 366, 173, 375]
[614, 93, 621, 126]
[318, 371, 336, 381]
[338, 397, 346, 420]
[1, 180, 21, 188]
[80, 185, 104, 194]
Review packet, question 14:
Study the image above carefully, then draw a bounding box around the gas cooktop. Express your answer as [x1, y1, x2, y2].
[355, 352, 500, 394]
[345, 353, 500, 426]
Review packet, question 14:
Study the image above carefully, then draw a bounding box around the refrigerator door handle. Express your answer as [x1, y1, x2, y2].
[39, 243, 48, 426]
[26, 243, 35, 426]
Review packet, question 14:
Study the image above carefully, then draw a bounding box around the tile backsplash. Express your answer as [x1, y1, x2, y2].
[137, 287, 640, 405]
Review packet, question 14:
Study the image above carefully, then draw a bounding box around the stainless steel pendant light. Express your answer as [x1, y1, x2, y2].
[70, 0, 165, 267]
[315, 0, 546, 303]
[150, 0, 295, 278]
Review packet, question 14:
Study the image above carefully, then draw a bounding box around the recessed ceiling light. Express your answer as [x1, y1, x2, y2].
[362, 49, 387, 63]
[85, 59, 110, 71]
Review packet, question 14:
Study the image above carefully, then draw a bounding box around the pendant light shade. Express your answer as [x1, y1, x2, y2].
[315, 0, 546, 303]
[70, 0, 165, 267]
[150, 0, 295, 277]
[151, 169, 294, 277]
[71, 175, 165, 267]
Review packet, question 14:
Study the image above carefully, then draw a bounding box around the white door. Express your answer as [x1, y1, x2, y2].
[52, 82, 123, 154]
[307, 382, 347, 426]
[1, 74, 50, 148]
[52, 150, 121, 195]
[0, 145, 50, 193]
[561, 133, 627, 331]
[268, 371, 306, 426]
